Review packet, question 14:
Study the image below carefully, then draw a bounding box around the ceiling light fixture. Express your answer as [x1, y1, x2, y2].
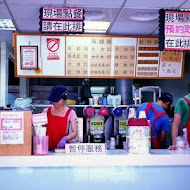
[0, 19, 16, 30]
[129, 12, 158, 21]
[84, 21, 110, 33]
[85, 10, 106, 20]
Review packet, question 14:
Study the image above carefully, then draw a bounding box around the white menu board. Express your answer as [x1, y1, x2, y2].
[66, 37, 90, 76]
[111, 37, 137, 77]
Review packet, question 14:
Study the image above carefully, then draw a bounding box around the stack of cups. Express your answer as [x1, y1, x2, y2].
[33, 126, 48, 155]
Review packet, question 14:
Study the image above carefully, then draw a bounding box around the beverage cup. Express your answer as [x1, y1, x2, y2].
[33, 136, 49, 155]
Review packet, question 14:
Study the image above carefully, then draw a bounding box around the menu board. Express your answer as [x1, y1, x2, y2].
[66, 36, 136, 77]
[90, 37, 112, 76]
[14, 33, 184, 79]
[159, 51, 183, 77]
[136, 38, 160, 77]
[112, 38, 136, 77]
[66, 37, 89, 76]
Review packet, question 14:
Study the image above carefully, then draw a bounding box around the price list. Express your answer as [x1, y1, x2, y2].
[66, 37, 89, 76]
[114, 46, 136, 76]
[136, 38, 160, 77]
[90, 37, 112, 76]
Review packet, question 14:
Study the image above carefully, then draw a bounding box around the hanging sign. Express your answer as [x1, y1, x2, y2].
[39, 7, 84, 33]
[159, 9, 190, 51]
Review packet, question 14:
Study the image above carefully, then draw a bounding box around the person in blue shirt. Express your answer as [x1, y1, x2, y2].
[136, 92, 173, 149]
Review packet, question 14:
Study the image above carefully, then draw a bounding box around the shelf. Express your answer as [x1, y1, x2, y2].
[32, 104, 139, 108]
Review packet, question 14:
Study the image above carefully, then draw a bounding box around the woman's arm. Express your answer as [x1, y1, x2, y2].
[170, 113, 182, 149]
[66, 119, 78, 140]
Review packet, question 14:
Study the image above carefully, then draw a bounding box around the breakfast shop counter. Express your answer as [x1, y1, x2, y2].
[0, 149, 190, 168]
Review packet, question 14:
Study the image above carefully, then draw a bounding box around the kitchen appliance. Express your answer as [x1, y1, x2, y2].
[86, 114, 105, 143]
[113, 109, 128, 149]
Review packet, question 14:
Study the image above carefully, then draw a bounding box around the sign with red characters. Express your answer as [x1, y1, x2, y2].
[46, 38, 60, 60]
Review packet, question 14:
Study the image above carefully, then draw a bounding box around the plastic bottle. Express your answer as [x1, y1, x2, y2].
[110, 137, 116, 150]
[176, 136, 185, 151]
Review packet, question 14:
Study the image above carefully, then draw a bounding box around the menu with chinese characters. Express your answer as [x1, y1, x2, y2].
[15, 34, 185, 79]
[159, 50, 183, 77]
[136, 38, 160, 77]
[65, 143, 105, 154]
[90, 37, 112, 76]
[112, 37, 137, 77]
[164, 10, 190, 51]
[0, 112, 24, 144]
[66, 37, 89, 76]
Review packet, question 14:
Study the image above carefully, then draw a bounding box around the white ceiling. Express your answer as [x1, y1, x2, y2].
[0, 0, 190, 47]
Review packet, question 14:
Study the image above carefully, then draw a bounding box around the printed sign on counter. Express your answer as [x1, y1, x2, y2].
[0, 112, 24, 144]
[65, 143, 105, 154]
[32, 113, 48, 126]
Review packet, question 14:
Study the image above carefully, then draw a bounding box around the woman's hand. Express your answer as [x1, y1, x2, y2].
[57, 136, 69, 148]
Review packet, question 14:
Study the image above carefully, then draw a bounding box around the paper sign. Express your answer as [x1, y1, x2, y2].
[32, 113, 48, 126]
[46, 38, 60, 60]
[0, 112, 24, 144]
[65, 143, 105, 154]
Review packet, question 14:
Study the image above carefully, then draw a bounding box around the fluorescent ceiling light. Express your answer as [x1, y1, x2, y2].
[84, 21, 110, 33]
[0, 19, 16, 31]
[130, 12, 158, 21]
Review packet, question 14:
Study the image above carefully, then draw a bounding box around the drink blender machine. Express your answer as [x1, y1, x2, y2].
[83, 106, 109, 143]
[113, 107, 127, 149]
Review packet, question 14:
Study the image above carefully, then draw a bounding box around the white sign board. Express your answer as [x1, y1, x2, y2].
[32, 113, 48, 126]
[0, 112, 24, 144]
[65, 143, 105, 154]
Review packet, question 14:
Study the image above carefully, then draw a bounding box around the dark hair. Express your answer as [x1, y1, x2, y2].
[158, 92, 173, 104]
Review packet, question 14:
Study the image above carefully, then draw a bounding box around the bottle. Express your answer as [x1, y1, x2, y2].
[110, 137, 116, 150]
[176, 136, 185, 151]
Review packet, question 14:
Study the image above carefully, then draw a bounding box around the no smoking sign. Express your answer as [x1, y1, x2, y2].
[46, 38, 60, 60]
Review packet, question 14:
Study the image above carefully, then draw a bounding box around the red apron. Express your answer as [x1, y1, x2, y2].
[46, 107, 71, 150]
[145, 103, 167, 149]
[182, 97, 190, 145]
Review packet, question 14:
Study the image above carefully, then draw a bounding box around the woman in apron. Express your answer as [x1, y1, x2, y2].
[43, 85, 78, 151]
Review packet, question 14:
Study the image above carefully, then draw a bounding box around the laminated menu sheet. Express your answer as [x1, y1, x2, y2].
[0, 111, 32, 156]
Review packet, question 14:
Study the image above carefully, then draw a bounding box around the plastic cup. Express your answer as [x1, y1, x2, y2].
[33, 136, 48, 155]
